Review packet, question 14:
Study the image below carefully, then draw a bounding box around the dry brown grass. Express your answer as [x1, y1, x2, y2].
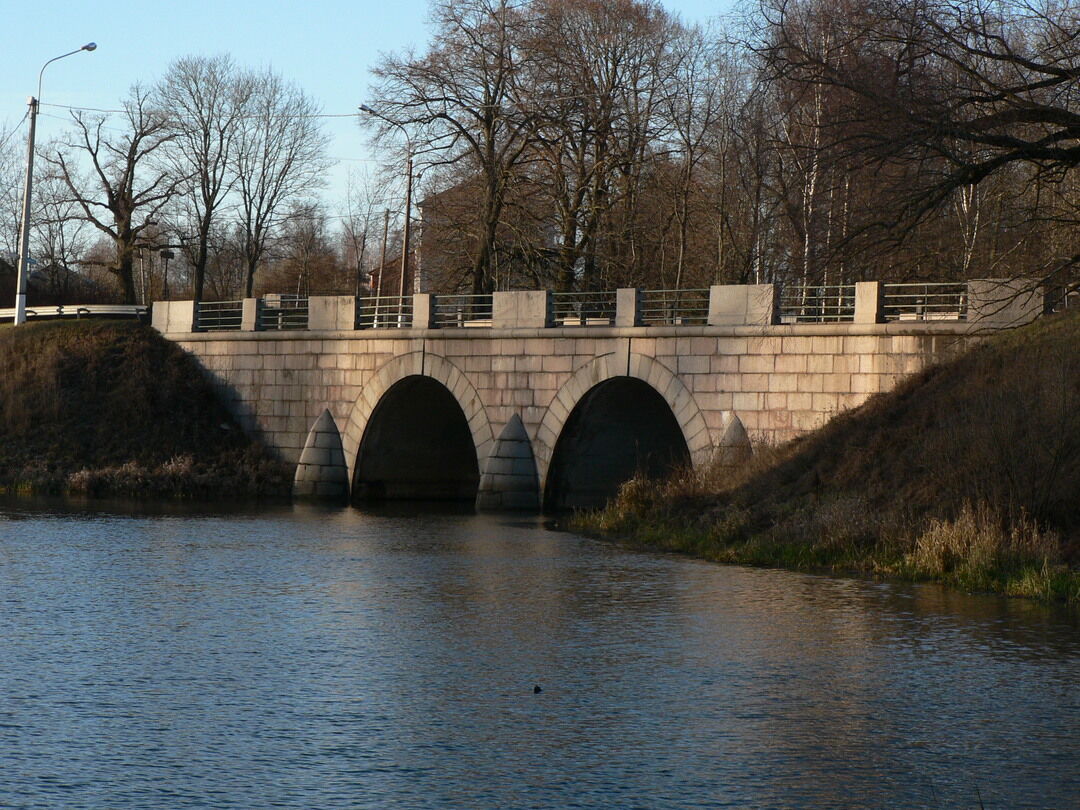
[907, 503, 1058, 576]
[891, 502, 1074, 600]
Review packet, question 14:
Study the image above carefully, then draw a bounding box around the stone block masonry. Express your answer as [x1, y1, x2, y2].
[162, 319, 976, 499]
[477, 414, 540, 510]
[293, 408, 349, 501]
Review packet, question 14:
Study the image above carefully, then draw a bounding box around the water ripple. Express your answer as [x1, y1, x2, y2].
[0, 501, 1077, 808]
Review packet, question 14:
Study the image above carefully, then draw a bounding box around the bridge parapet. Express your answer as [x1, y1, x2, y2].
[150, 279, 1045, 336]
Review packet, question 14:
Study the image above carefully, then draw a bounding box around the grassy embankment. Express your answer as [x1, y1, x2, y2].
[0, 319, 292, 499]
[576, 312, 1080, 603]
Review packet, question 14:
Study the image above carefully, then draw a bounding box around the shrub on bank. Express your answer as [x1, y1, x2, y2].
[893, 503, 1074, 601]
[0, 320, 292, 499]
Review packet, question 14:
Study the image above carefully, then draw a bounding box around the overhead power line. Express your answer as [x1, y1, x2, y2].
[39, 101, 364, 121]
[0, 111, 29, 151]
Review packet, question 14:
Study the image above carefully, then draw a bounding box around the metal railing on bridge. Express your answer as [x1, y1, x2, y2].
[259, 295, 308, 331]
[148, 278, 1043, 335]
[639, 288, 710, 325]
[195, 300, 244, 331]
[551, 290, 617, 326]
[778, 284, 856, 323]
[432, 293, 493, 328]
[355, 295, 413, 329]
[882, 282, 968, 321]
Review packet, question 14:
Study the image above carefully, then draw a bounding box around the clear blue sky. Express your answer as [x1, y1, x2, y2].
[1, 0, 737, 211]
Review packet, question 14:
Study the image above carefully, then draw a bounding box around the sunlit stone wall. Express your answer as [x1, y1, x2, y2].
[156, 294, 988, 496]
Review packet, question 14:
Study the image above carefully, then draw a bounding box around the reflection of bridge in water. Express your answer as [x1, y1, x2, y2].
[153, 280, 1043, 511]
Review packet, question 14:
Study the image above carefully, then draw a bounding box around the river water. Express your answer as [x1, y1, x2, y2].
[0, 499, 1077, 809]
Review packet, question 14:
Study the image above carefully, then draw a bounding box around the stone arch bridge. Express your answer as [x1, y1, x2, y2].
[153, 281, 1041, 510]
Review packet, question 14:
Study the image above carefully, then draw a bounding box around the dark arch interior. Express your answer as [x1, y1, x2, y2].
[353, 375, 479, 503]
[544, 376, 690, 512]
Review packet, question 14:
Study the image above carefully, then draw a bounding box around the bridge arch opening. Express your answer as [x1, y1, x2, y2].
[543, 376, 690, 512]
[352, 375, 479, 503]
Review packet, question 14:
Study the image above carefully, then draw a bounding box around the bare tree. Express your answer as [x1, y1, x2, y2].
[261, 202, 341, 295]
[662, 26, 727, 288]
[347, 0, 1080, 298]
[756, 0, 1080, 287]
[43, 85, 179, 304]
[31, 171, 92, 303]
[340, 168, 389, 295]
[232, 68, 330, 297]
[202, 223, 247, 300]
[523, 0, 681, 289]
[158, 55, 252, 301]
[0, 119, 26, 259]
[368, 0, 534, 294]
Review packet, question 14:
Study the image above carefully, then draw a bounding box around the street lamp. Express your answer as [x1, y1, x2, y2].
[14, 42, 96, 325]
[359, 104, 415, 305]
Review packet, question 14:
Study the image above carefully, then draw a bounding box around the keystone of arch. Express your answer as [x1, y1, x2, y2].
[340, 350, 495, 488]
[532, 351, 713, 488]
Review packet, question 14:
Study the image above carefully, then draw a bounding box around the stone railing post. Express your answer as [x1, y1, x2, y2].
[241, 298, 260, 331]
[968, 278, 1044, 325]
[707, 284, 777, 326]
[615, 288, 641, 327]
[308, 295, 356, 331]
[151, 300, 197, 334]
[412, 293, 434, 328]
[493, 290, 552, 328]
[854, 281, 882, 324]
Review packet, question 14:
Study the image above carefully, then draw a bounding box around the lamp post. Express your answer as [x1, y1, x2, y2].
[14, 42, 96, 325]
[359, 105, 415, 305]
[160, 249, 175, 300]
[135, 219, 159, 306]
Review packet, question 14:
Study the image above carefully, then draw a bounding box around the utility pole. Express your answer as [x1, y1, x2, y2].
[377, 209, 389, 299]
[13, 95, 39, 324]
[376, 209, 389, 326]
[14, 43, 96, 325]
[400, 151, 413, 301]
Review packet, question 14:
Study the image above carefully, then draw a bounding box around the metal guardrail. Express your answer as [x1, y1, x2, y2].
[778, 284, 856, 323]
[640, 288, 710, 325]
[355, 295, 413, 329]
[195, 300, 243, 331]
[882, 282, 967, 321]
[259, 296, 308, 331]
[552, 290, 617, 326]
[0, 304, 149, 322]
[432, 294, 493, 328]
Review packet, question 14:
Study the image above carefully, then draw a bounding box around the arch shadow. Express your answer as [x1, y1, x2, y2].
[341, 351, 494, 503]
[535, 353, 713, 512]
[353, 375, 479, 501]
[543, 376, 691, 511]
